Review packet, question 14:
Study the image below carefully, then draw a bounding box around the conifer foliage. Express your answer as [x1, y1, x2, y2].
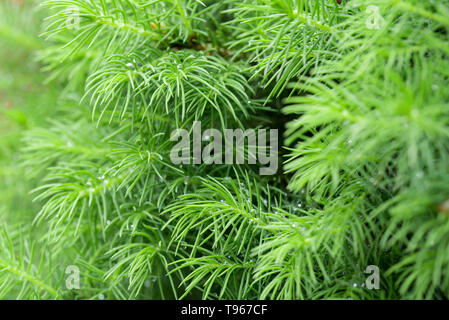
[1, 0, 449, 299]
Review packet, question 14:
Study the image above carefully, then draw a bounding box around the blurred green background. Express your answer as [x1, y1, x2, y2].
[0, 0, 59, 225]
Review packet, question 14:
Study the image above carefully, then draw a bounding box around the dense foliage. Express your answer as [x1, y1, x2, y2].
[1, 0, 449, 299]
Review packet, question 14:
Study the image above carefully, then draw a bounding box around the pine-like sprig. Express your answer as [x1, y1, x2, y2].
[1, 0, 447, 300]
